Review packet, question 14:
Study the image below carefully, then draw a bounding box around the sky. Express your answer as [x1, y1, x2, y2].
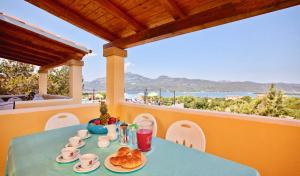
[1, 1, 300, 84]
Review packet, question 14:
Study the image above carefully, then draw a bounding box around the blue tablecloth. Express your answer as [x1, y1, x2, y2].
[7, 124, 259, 176]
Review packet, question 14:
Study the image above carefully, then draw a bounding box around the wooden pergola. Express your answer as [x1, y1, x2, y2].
[0, 12, 91, 103]
[26, 0, 300, 49]
[0, 12, 90, 68]
[25, 0, 300, 110]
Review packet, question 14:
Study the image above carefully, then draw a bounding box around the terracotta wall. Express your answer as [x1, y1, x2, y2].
[118, 103, 300, 176]
[0, 104, 98, 175]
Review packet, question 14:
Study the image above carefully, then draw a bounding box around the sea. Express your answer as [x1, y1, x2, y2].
[124, 91, 300, 99]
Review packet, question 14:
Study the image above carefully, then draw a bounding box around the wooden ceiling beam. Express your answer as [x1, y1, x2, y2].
[104, 0, 300, 49]
[26, 0, 118, 41]
[0, 44, 62, 62]
[0, 52, 47, 66]
[0, 46, 57, 63]
[159, 0, 185, 19]
[0, 48, 54, 65]
[0, 20, 89, 55]
[42, 58, 71, 70]
[0, 33, 79, 59]
[94, 0, 145, 31]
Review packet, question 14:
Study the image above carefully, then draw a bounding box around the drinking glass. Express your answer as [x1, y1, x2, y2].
[136, 120, 153, 152]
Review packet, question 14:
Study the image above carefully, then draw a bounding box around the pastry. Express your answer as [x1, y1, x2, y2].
[131, 149, 142, 159]
[110, 147, 144, 169]
[110, 155, 127, 166]
[117, 147, 130, 156]
[121, 156, 143, 169]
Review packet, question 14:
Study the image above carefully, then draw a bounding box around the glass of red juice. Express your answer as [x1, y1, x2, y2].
[136, 120, 153, 152]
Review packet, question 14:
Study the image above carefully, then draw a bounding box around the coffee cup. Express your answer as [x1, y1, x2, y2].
[79, 154, 99, 169]
[61, 147, 78, 160]
[69, 136, 81, 147]
[77, 129, 88, 139]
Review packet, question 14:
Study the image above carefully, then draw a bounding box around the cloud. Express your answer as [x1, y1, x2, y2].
[125, 62, 134, 71]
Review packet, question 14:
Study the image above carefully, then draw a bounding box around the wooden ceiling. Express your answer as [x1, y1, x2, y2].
[26, 0, 300, 49]
[0, 13, 90, 67]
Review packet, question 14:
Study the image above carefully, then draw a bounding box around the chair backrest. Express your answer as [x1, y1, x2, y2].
[166, 120, 206, 151]
[0, 102, 15, 110]
[45, 113, 80, 131]
[133, 113, 157, 136]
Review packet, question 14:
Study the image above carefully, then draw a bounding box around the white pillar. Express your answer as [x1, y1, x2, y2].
[103, 47, 127, 116]
[67, 59, 84, 104]
[38, 68, 48, 95]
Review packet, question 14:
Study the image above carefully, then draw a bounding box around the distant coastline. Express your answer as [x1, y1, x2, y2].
[84, 72, 300, 94]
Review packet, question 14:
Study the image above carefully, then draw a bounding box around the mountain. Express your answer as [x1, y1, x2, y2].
[83, 72, 300, 93]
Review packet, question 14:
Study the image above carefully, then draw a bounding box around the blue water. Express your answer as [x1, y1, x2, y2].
[125, 91, 257, 99]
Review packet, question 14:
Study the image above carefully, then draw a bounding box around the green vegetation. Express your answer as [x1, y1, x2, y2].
[147, 84, 300, 120]
[0, 59, 38, 95]
[1, 59, 299, 119]
[47, 66, 69, 95]
[0, 59, 69, 96]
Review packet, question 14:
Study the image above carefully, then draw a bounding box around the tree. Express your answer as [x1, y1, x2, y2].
[0, 59, 38, 95]
[47, 66, 69, 96]
[255, 84, 286, 117]
[0, 59, 70, 97]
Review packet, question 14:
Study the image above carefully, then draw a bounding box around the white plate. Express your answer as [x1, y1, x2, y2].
[65, 141, 85, 148]
[77, 133, 92, 140]
[55, 151, 80, 163]
[73, 161, 100, 173]
[104, 153, 147, 173]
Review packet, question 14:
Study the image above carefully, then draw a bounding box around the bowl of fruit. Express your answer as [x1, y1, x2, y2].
[87, 118, 108, 134]
[87, 102, 118, 134]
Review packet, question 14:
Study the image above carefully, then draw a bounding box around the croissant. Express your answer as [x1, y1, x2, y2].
[131, 149, 142, 158]
[110, 155, 127, 166]
[110, 147, 143, 169]
[117, 147, 130, 156]
[121, 156, 143, 169]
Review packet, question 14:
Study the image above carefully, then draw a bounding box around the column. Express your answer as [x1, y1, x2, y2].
[103, 46, 127, 116]
[67, 59, 84, 104]
[38, 67, 48, 95]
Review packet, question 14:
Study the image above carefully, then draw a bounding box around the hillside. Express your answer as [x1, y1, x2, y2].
[83, 72, 300, 93]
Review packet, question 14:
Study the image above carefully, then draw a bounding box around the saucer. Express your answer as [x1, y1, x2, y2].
[73, 161, 100, 173]
[65, 140, 85, 148]
[56, 151, 80, 163]
[77, 133, 92, 140]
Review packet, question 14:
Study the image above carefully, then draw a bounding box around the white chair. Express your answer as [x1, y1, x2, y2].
[166, 120, 206, 152]
[133, 113, 157, 136]
[45, 113, 80, 131]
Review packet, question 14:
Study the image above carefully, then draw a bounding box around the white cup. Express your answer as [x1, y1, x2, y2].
[69, 136, 81, 147]
[61, 147, 78, 160]
[79, 154, 99, 169]
[77, 129, 88, 139]
[97, 136, 110, 148]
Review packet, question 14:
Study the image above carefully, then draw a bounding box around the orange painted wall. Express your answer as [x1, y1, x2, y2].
[0, 104, 99, 175]
[1, 103, 300, 176]
[118, 103, 300, 176]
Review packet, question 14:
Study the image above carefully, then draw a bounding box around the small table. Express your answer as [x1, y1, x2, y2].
[7, 124, 259, 176]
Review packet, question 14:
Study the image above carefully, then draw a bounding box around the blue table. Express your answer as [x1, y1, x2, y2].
[7, 124, 259, 176]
